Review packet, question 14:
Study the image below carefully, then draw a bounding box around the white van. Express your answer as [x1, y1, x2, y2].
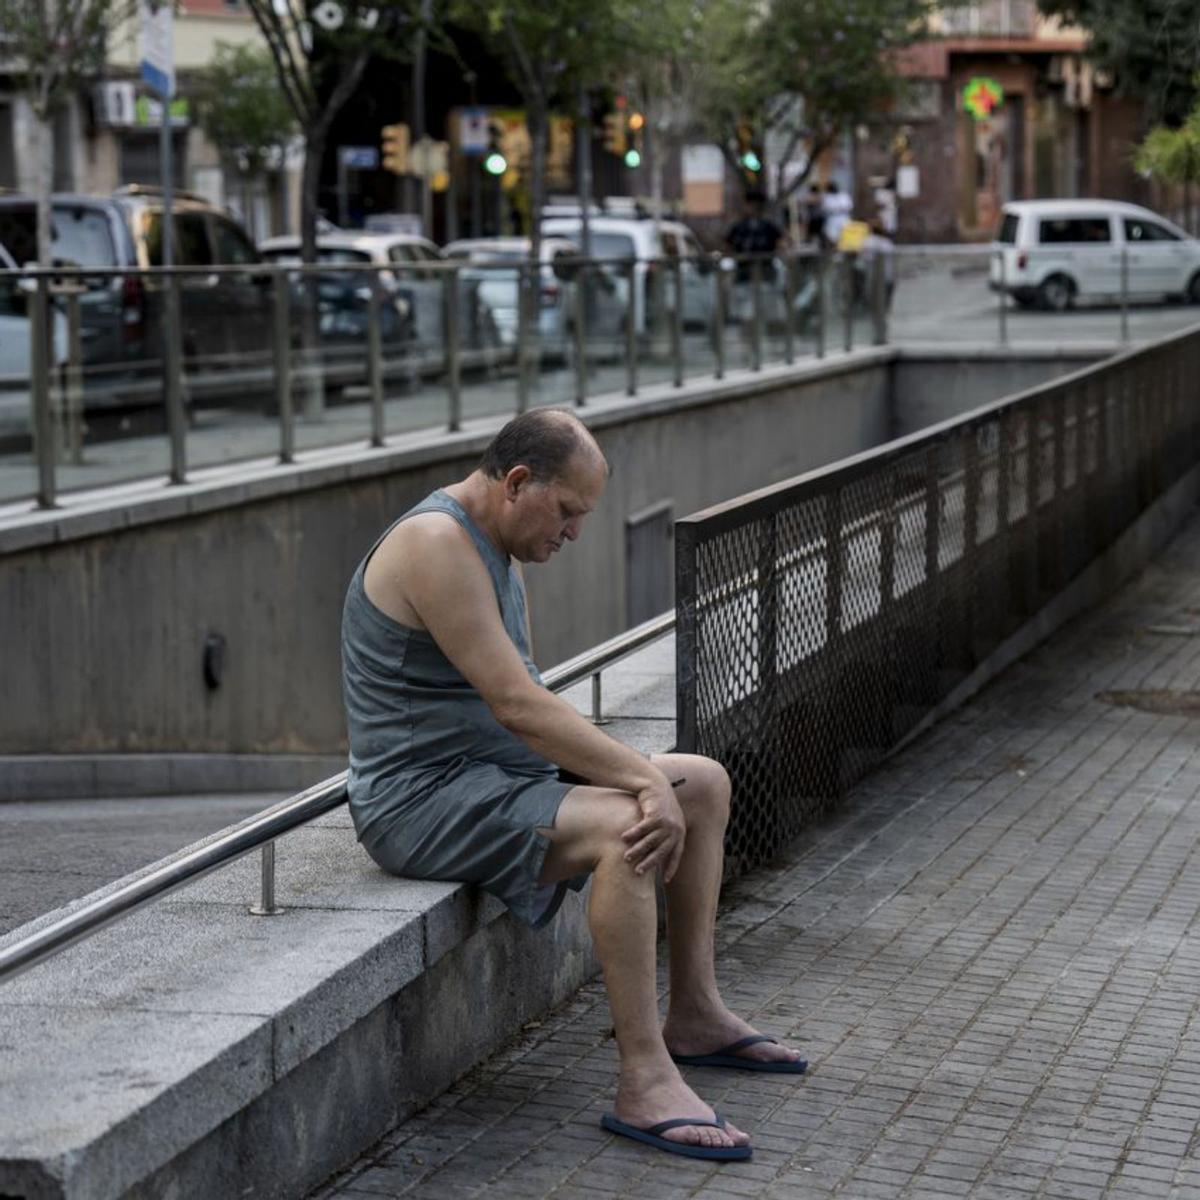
[990, 199, 1200, 310]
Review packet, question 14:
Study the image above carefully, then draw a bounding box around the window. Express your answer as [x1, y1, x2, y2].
[1038, 217, 1111, 244]
[143, 211, 213, 266]
[996, 213, 1019, 244]
[589, 233, 637, 260]
[210, 216, 260, 265]
[50, 207, 115, 268]
[1124, 218, 1179, 243]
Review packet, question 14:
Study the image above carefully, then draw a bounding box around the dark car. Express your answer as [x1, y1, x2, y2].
[0, 186, 272, 419]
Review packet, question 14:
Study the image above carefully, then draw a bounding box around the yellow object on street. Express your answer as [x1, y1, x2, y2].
[838, 220, 870, 251]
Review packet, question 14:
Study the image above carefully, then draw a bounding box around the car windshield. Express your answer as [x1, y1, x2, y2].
[996, 213, 1019, 244]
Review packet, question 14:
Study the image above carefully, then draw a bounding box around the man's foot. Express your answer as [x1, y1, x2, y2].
[663, 1007, 806, 1069]
[613, 1061, 751, 1152]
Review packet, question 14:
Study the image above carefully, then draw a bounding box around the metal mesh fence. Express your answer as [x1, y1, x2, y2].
[675, 326, 1200, 877]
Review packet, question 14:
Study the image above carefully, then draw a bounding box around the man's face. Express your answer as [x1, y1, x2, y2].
[505, 454, 607, 564]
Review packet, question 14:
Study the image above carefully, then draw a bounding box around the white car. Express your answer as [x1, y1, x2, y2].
[990, 199, 1200, 311]
[539, 214, 715, 334]
[258, 231, 496, 351]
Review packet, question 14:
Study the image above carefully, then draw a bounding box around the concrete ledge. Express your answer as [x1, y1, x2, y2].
[0, 637, 676, 1200]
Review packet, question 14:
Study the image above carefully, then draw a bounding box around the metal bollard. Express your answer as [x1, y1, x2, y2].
[997, 250, 1008, 347]
[671, 257, 684, 387]
[164, 273, 187, 485]
[816, 251, 827, 359]
[366, 272, 385, 446]
[783, 256, 796, 365]
[273, 269, 294, 464]
[573, 263, 587, 407]
[31, 274, 55, 509]
[61, 287, 85, 465]
[625, 258, 638, 397]
[249, 842, 284, 916]
[445, 268, 461, 432]
[870, 252, 887, 346]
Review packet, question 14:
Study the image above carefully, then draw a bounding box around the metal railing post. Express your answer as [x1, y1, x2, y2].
[30, 274, 55, 509]
[248, 842, 284, 916]
[713, 261, 726, 381]
[273, 269, 294, 464]
[783, 256, 796, 365]
[816, 249, 827, 359]
[625, 258, 638, 397]
[997, 250, 1008, 347]
[516, 262, 530, 413]
[445, 266, 462, 432]
[573, 263, 587, 407]
[1119, 246, 1129, 342]
[870, 251, 887, 346]
[842, 253, 853, 353]
[367, 270, 385, 447]
[164, 271, 187, 485]
[752, 258, 764, 371]
[671, 257, 684, 387]
[63, 287, 85, 465]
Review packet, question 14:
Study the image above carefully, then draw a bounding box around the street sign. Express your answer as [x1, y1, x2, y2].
[339, 145, 379, 169]
[409, 136, 449, 179]
[138, 0, 174, 98]
[459, 108, 488, 155]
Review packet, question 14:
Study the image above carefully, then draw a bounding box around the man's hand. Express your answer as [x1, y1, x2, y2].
[621, 777, 687, 882]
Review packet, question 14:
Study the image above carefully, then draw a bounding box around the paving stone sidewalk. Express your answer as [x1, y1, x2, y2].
[313, 507, 1200, 1200]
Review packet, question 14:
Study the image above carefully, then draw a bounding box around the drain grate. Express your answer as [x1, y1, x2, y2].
[1097, 689, 1200, 716]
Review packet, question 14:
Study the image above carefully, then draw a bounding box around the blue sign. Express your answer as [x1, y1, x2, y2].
[340, 145, 380, 169]
[138, 1, 174, 99]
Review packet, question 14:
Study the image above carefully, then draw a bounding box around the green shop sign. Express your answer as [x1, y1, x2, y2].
[963, 77, 1004, 120]
[134, 95, 190, 127]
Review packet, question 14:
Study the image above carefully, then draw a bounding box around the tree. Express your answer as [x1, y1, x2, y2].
[0, 0, 130, 264]
[1134, 101, 1200, 229]
[193, 41, 297, 239]
[695, 0, 933, 204]
[1037, 0, 1200, 126]
[241, 0, 431, 265]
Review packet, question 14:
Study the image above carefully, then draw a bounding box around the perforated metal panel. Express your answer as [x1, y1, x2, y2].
[676, 330, 1200, 878]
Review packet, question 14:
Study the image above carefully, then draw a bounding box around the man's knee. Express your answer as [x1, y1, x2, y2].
[681, 756, 732, 828]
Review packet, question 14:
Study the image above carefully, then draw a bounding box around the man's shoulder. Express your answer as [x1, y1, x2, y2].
[373, 509, 476, 575]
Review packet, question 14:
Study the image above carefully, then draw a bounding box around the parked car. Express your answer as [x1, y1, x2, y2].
[0, 241, 67, 448]
[539, 213, 715, 334]
[443, 235, 599, 356]
[258, 231, 496, 353]
[0, 186, 271, 415]
[990, 199, 1200, 311]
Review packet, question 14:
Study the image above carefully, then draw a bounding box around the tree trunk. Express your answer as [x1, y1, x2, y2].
[32, 107, 54, 267]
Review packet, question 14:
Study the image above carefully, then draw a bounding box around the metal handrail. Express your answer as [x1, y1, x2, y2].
[0, 610, 676, 986]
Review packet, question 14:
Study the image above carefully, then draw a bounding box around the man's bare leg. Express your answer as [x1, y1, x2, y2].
[540, 789, 750, 1151]
[651, 754, 805, 1066]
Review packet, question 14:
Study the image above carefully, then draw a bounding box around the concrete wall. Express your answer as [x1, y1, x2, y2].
[0, 357, 892, 758]
[889, 347, 1106, 439]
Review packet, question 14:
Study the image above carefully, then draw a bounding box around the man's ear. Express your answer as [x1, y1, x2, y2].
[504, 465, 532, 500]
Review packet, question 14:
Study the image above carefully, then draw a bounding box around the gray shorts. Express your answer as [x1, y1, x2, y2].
[358, 760, 589, 928]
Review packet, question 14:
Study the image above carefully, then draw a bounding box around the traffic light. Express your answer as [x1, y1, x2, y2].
[624, 111, 644, 168]
[381, 123, 410, 174]
[736, 120, 762, 177]
[484, 121, 508, 176]
[602, 112, 627, 155]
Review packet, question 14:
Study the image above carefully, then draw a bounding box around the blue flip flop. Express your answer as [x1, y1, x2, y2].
[600, 1112, 752, 1161]
[670, 1034, 808, 1074]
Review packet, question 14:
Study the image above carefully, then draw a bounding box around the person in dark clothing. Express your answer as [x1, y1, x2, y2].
[724, 191, 785, 283]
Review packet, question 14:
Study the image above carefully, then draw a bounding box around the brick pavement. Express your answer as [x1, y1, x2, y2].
[312, 508, 1200, 1200]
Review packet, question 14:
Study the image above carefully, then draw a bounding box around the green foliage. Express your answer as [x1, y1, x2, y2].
[695, 0, 932, 198]
[1037, 0, 1200, 125]
[194, 42, 296, 177]
[0, 0, 126, 114]
[1134, 101, 1200, 186]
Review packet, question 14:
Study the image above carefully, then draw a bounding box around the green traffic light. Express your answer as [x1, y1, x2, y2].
[624, 148, 641, 168]
[484, 151, 508, 176]
[740, 150, 761, 173]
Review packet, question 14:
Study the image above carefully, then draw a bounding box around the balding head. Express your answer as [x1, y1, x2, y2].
[478, 408, 608, 485]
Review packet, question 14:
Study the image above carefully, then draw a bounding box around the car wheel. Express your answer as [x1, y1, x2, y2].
[1187, 272, 1200, 305]
[1037, 274, 1074, 312]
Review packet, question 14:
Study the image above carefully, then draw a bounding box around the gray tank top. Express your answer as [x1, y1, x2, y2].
[341, 489, 555, 841]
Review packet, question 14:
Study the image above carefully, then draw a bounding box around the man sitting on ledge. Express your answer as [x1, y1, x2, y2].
[341, 408, 806, 1161]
